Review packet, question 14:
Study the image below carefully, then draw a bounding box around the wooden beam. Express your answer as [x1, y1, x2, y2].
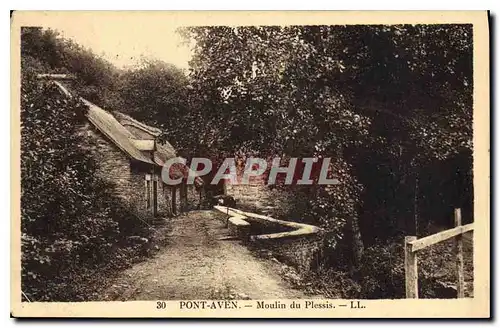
[408, 223, 474, 252]
[36, 73, 76, 80]
[152, 178, 158, 217]
[455, 208, 465, 298]
[405, 236, 418, 298]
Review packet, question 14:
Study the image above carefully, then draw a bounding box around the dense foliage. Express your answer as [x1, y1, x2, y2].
[21, 27, 120, 105]
[177, 25, 473, 295]
[20, 24, 474, 299]
[179, 24, 473, 234]
[107, 60, 191, 139]
[20, 28, 154, 301]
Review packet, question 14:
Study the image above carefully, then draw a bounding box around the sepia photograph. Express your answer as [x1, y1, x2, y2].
[10, 11, 490, 318]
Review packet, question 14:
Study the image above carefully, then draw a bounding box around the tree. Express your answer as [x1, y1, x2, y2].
[181, 24, 473, 268]
[21, 27, 120, 105]
[110, 60, 190, 137]
[181, 26, 373, 265]
[332, 25, 473, 237]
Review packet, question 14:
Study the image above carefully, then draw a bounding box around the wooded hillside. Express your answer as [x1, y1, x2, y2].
[20, 25, 474, 299]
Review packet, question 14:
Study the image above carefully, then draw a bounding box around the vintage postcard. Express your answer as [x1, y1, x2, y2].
[10, 11, 490, 318]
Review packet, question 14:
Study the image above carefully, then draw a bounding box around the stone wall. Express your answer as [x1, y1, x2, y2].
[225, 184, 270, 208]
[245, 214, 324, 273]
[225, 184, 288, 214]
[250, 234, 324, 273]
[81, 123, 173, 217]
[186, 185, 202, 210]
[79, 121, 204, 219]
[161, 183, 174, 215]
[153, 172, 171, 216]
[214, 206, 324, 273]
[81, 123, 143, 208]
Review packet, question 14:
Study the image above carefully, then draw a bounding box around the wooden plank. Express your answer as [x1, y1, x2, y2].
[130, 139, 155, 150]
[229, 216, 250, 226]
[405, 236, 419, 298]
[408, 223, 474, 252]
[455, 208, 465, 298]
[37, 73, 76, 80]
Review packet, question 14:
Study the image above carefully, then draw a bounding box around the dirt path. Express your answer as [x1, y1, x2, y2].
[101, 210, 311, 300]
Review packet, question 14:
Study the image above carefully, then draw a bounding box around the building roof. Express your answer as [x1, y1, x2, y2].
[81, 98, 157, 164]
[113, 111, 177, 162]
[50, 79, 203, 187]
[37, 73, 75, 81]
[114, 112, 163, 136]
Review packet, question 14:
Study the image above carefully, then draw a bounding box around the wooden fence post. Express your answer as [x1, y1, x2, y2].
[454, 208, 465, 298]
[405, 236, 418, 298]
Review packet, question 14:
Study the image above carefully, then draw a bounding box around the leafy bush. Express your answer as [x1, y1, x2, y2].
[303, 235, 472, 299]
[303, 268, 362, 299]
[20, 73, 153, 301]
[357, 241, 406, 298]
[357, 237, 472, 299]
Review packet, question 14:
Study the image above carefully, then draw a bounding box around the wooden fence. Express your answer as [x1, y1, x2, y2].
[404, 208, 473, 298]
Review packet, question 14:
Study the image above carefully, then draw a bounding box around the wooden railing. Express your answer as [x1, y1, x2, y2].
[404, 208, 473, 298]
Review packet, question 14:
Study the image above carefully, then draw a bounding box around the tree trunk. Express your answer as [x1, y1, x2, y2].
[350, 216, 364, 270]
[414, 168, 419, 236]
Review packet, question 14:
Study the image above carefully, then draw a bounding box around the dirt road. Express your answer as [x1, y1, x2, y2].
[101, 210, 311, 300]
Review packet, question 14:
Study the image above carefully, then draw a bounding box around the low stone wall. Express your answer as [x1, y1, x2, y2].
[214, 206, 324, 272]
[228, 216, 251, 241]
[251, 233, 324, 273]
